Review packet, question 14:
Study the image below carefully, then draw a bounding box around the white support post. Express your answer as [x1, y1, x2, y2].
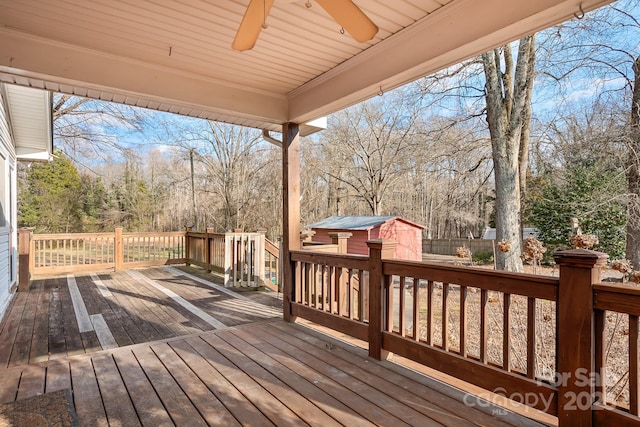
[254, 233, 265, 288]
[224, 233, 233, 287]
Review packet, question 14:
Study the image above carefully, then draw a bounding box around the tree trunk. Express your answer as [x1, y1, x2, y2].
[626, 55, 640, 268]
[482, 36, 536, 272]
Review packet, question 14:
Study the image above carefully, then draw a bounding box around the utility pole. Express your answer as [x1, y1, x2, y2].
[190, 149, 198, 231]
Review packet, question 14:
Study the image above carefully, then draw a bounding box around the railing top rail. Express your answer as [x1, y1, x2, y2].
[593, 282, 640, 316]
[383, 259, 559, 301]
[593, 281, 640, 295]
[186, 231, 226, 238]
[32, 232, 116, 240]
[123, 232, 186, 238]
[265, 238, 279, 255]
[291, 249, 369, 271]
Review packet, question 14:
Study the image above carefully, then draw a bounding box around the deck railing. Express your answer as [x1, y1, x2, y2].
[287, 240, 640, 426]
[28, 229, 186, 275]
[20, 228, 275, 289]
[593, 282, 640, 424]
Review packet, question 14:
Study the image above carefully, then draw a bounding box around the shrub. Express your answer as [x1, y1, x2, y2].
[472, 249, 494, 264]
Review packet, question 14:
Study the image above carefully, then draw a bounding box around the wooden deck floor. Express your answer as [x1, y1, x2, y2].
[0, 266, 281, 367]
[0, 319, 546, 427]
[0, 267, 547, 426]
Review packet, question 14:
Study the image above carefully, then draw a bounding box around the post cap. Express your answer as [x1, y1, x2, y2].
[366, 239, 398, 250]
[553, 249, 608, 267]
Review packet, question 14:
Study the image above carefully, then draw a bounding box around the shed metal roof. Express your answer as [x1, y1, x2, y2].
[308, 215, 424, 231]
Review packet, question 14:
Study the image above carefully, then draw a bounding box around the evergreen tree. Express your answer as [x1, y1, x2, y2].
[528, 164, 627, 259]
[19, 153, 84, 233]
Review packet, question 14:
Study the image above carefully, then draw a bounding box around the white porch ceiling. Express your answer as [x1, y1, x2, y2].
[0, 0, 613, 135]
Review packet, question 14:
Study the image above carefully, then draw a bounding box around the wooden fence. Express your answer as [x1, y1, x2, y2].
[20, 228, 280, 290]
[287, 242, 640, 426]
[423, 238, 494, 256]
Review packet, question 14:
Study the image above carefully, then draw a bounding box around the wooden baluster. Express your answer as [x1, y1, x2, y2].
[460, 285, 467, 356]
[442, 282, 449, 351]
[335, 266, 342, 316]
[631, 314, 639, 415]
[594, 309, 606, 406]
[480, 289, 488, 363]
[358, 270, 364, 321]
[427, 280, 434, 346]
[306, 262, 313, 306]
[348, 269, 354, 320]
[386, 276, 394, 333]
[315, 264, 321, 310]
[413, 279, 420, 341]
[527, 297, 536, 378]
[294, 261, 302, 304]
[326, 265, 332, 314]
[503, 293, 511, 371]
[399, 276, 406, 336]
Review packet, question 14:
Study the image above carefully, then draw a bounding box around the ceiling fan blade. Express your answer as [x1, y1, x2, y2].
[315, 0, 378, 43]
[232, 0, 275, 51]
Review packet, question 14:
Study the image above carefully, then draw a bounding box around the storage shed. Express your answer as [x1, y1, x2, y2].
[307, 216, 425, 261]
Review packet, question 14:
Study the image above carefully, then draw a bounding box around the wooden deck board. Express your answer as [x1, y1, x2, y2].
[267, 322, 478, 426]
[92, 273, 154, 344]
[186, 334, 307, 427]
[111, 350, 174, 427]
[228, 326, 379, 427]
[70, 357, 108, 427]
[132, 345, 207, 426]
[169, 338, 274, 426]
[215, 329, 348, 427]
[240, 323, 414, 426]
[92, 353, 142, 427]
[150, 342, 240, 426]
[105, 272, 174, 341]
[278, 323, 517, 427]
[16, 364, 45, 401]
[45, 361, 72, 393]
[0, 291, 28, 366]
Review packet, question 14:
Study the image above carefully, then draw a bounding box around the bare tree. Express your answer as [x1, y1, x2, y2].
[314, 89, 424, 215]
[482, 35, 536, 271]
[52, 94, 147, 163]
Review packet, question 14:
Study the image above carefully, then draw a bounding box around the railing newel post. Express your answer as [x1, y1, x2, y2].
[18, 228, 33, 291]
[114, 227, 123, 271]
[205, 227, 214, 273]
[554, 249, 607, 427]
[367, 239, 397, 360]
[185, 226, 192, 266]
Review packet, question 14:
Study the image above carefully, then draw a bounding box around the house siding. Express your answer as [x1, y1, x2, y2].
[0, 88, 17, 319]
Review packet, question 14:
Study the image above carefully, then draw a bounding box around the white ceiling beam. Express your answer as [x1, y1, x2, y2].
[287, 0, 613, 124]
[0, 27, 288, 126]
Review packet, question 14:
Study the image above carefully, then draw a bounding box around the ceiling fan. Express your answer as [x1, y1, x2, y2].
[232, 0, 378, 51]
